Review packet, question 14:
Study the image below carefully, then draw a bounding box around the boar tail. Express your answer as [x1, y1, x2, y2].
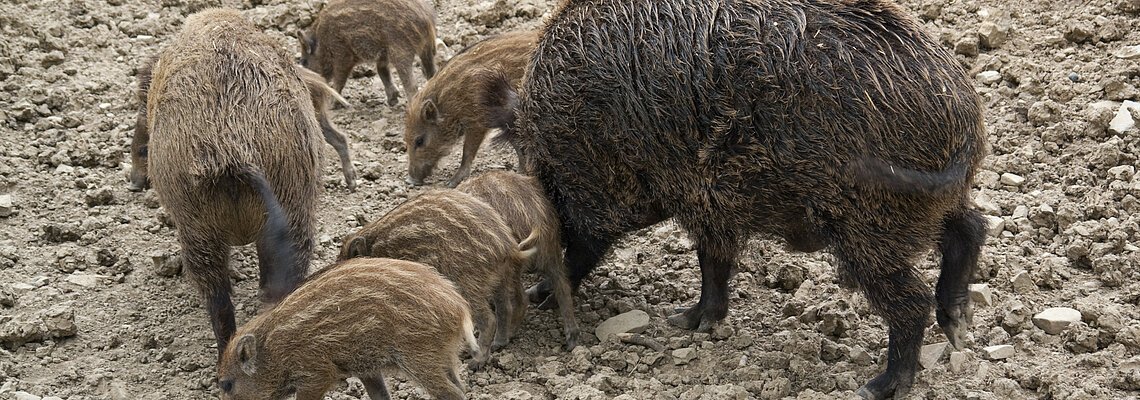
[233, 167, 299, 301]
[848, 141, 978, 194]
[517, 227, 540, 261]
[461, 306, 479, 354]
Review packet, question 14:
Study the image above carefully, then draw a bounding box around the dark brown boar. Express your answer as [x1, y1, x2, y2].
[217, 257, 476, 400]
[404, 30, 538, 187]
[299, 0, 436, 106]
[339, 189, 534, 370]
[480, 0, 988, 398]
[456, 170, 579, 350]
[129, 64, 356, 191]
[145, 8, 322, 357]
[297, 66, 357, 191]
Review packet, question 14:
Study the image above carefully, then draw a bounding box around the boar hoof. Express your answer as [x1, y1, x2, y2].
[467, 358, 487, 371]
[937, 302, 972, 350]
[405, 176, 424, 186]
[856, 371, 911, 400]
[387, 96, 399, 107]
[563, 331, 579, 351]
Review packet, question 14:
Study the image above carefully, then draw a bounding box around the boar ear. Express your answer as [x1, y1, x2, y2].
[477, 69, 519, 144]
[346, 236, 369, 259]
[423, 99, 440, 122]
[235, 334, 258, 376]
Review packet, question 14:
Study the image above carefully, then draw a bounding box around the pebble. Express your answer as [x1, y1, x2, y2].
[981, 344, 1014, 360]
[65, 273, 105, 287]
[976, 70, 1002, 85]
[1109, 101, 1138, 135]
[672, 347, 697, 365]
[954, 37, 979, 57]
[0, 194, 13, 217]
[152, 253, 182, 277]
[977, 21, 1008, 48]
[1068, 72, 1080, 82]
[919, 341, 950, 369]
[949, 351, 968, 373]
[0, 305, 77, 347]
[1064, 22, 1096, 43]
[1000, 173, 1025, 186]
[594, 310, 650, 340]
[13, 392, 42, 400]
[984, 215, 1005, 237]
[1011, 270, 1036, 293]
[969, 283, 993, 306]
[1115, 45, 1140, 60]
[1032, 307, 1082, 335]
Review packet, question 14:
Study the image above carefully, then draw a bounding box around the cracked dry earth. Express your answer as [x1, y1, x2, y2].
[1, 0, 1140, 399]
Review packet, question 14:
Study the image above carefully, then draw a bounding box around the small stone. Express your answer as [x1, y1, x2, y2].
[672, 347, 697, 365]
[1068, 72, 1081, 82]
[1032, 307, 1082, 335]
[1115, 45, 1140, 60]
[594, 310, 650, 340]
[984, 215, 1005, 237]
[1000, 173, 1025, 186]
[920, 342, 950, 369]
[152, 254, 182, 277]
[949, 351, 968, 373]
[954, 37, 979, 57]
[981, 344, 1014, 360]
[0, 195, 12, 217]
[976, 70, 1002, 85]
[977, 21, 1008, 48]
[13, 392, 42, 400]
[1108, 165, 1136, 181]
[1109, 101, 1139, 135]
[109, 381, 131, 400]
[40, 50, 65, 67]
[1064, 22, 1096, 43]
[65, 273, 105, 287]
[84, 186, 115, 207]
[969, 283, 993, 306]
[1011, 270, 1036, 293]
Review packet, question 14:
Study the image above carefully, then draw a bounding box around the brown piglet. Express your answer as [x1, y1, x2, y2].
[217, 257, 477, 400]
[339, 189, 534, 370]
[299, 0, 436, 106]
[457, 170, 579, 350]
[405, 30, 537, 187]
[143, 8, 322, 357]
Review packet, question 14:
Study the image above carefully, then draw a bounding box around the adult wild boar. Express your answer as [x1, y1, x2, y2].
[481, 0, 987, 398]
[145, 8, 322, 357]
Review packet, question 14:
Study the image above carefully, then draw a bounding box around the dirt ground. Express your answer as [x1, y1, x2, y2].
[1, 0, 1139, 398]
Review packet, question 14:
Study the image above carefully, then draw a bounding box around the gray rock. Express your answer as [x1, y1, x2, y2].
[672, 347, 697, 365]
[969, 283, 993, 306]
[976, 70, 1002, 85]
[0, 195, 13, 217]
[84, 186, 115, 207]
[1011, 270, 1036, 293]
[1000, 173, 1025, 186]
[1032, 307, 1082, 335]
[109, 381, 131, 400]
[978, 21, 1009, 48]
[1064, 22, 1096, 43]
[984, 215, 1005, 237]
[594, 310, 650, 340]
[1115, 45, 1140, 60]
[13, 392, 42, 400]
[64, 273, 105, 287]
[954, 37, 979, 56]
[981, 344, 1014, 360]
[949, 351, 968, 373]
[152, 253, 182, 277]
[919, 341, 950, 369]
[0, 304, 78, 347]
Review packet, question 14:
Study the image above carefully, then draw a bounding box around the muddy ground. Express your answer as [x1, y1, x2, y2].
[1, 0, 1139, 398]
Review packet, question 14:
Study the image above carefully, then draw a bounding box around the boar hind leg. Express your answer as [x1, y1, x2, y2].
[394, 61, 418, 104]
[837, 236, 932, 400]
[360, 375, 391, 400]
[529, 229, 615, 308]
[376, 57, 399, 106]
[419, 48, 435, 79]
[666, 229, 738, 332]
[181, 235, 234, 357]
[401, 355, 465, 400]
[935, 208, 985, 349]
[318, 115, 356, 191]
[467, 301, 497, 370]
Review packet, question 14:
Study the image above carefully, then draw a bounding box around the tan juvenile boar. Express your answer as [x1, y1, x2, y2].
[297, 66, 357, 191]
[217, 257, 477, 400]
[339, 190, 534, 369]
[299, 0, 436, 106]
[456, 170, 579, 350]
[144, 8, 322, 356]
[129, 64, 355, 191]
[405, 30, 537, 187]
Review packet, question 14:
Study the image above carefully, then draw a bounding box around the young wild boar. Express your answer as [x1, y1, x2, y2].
[297, 66, 357, 191]
[456, 170, 579, 350]
[404, 30, 538, 187]
[299, 0, 436, 106]
[481, 0, 987, 398]
[339, 190, 534, 370]
[144, 8, 322, 356]
[217, 257, 476, 400]
[129, 64, 356, 191]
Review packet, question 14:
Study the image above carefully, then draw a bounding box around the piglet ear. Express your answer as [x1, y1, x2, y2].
[423, 99, 440, 122]
[236, 334, 258, 376]
[345, 236, 369, 259]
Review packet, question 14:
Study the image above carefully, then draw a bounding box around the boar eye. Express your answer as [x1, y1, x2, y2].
[219, 379, 234, 393]
[414, 135, 425, 148]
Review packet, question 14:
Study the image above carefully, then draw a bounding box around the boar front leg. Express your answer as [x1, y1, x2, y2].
[666, 228, 737, 332]
[360, 375, 392, 400]
[446, 128, 487, 188]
